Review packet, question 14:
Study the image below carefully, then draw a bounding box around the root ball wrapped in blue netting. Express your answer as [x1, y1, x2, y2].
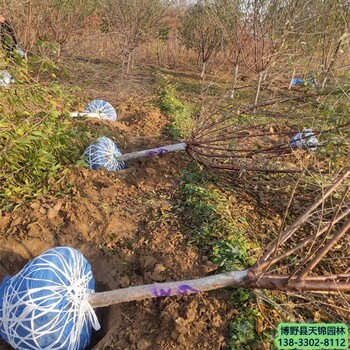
[290, 128, 318, 150]
[0, 247, 100, 350]
[84, 100, 117, 121]
[84, 137, 125, 172]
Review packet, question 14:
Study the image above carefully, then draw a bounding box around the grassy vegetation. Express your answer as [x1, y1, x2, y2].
[315, 102, 350, 169]
[229, 289, 276, 349]
[175, 164, 279, 349]
[178, 166, 256, 269]
[156, 74, 194, 139]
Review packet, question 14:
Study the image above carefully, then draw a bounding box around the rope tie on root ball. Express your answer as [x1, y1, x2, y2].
[84, 136, 125, 171]
[0, 70, 14, 87]
[83, 100, 117, 121]
[289, 128, 318, 150]
[0, 247, 100, 350]
[70, 100, 117, 121]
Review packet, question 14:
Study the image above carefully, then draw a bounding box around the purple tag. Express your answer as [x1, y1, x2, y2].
[150, 284, 199, 297]
[146, 148, 169, 156]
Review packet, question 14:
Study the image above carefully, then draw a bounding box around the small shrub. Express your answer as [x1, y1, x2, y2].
[0, 61, 91, 210]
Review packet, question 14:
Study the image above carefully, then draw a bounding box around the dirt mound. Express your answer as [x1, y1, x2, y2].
[99, 292, 235, 350]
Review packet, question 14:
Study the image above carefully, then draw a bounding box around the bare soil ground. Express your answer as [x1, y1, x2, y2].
[0, 60, 247, 350]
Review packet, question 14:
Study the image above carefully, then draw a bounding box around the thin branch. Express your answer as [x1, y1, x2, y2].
[259, 206, 350, 270]
[259, 171, 305, 275]
[289, 186, 350, 279]
[255, 169, 350, 267]
[296, 217, 350, 280]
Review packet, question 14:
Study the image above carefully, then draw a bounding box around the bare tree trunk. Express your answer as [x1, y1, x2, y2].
[131, 50, 135, 69]
[89, 270, 248, 308]
[263, 68, 268, 81]
[254, 71, 264, 112]
[25, 0, 32, 49]
[102, 34, 108, 56]
[230, 64, 239, 98]
[320, 36, 342, 90]
[200, 61, 206, 79]
[121, 53, 127, 73]
[288, 67, 296, 90]
[157, 38, 161, 65]
[126, 51, 132, 74]
[174, 28, 178, 67]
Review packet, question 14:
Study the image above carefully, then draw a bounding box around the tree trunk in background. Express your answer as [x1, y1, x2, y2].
[131, 50, 135, 69]
[289, 67, 296, 89]
[254, 71, 264, 113]
[263, 68, 268, 81]
[157, 38, 161, 65]
[200, 61, 206, 79]
[230, 64, 239, 98]
[122, 55, 126, 73]
[126, 51, 132, 74]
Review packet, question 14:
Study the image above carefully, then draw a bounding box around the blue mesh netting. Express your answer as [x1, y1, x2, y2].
[0, 247, 100, 350]
[84, 100, 117, 121]
[290, 128, 318, 150]
[84, 137, 125, 172]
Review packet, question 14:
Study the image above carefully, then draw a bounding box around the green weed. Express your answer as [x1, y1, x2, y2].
[177, 165, 257, 270]
[228, 289, 277, 349]
[229, 303, 275, 349]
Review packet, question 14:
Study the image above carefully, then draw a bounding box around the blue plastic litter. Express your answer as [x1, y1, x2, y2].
[291, 78, 303, 86]
[84, 100, 117, 121]
[0, 247, 100, 350]
[291, 75, 317, 87]
[290, 128, 318, 150]
[84, 137, 125, 172]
